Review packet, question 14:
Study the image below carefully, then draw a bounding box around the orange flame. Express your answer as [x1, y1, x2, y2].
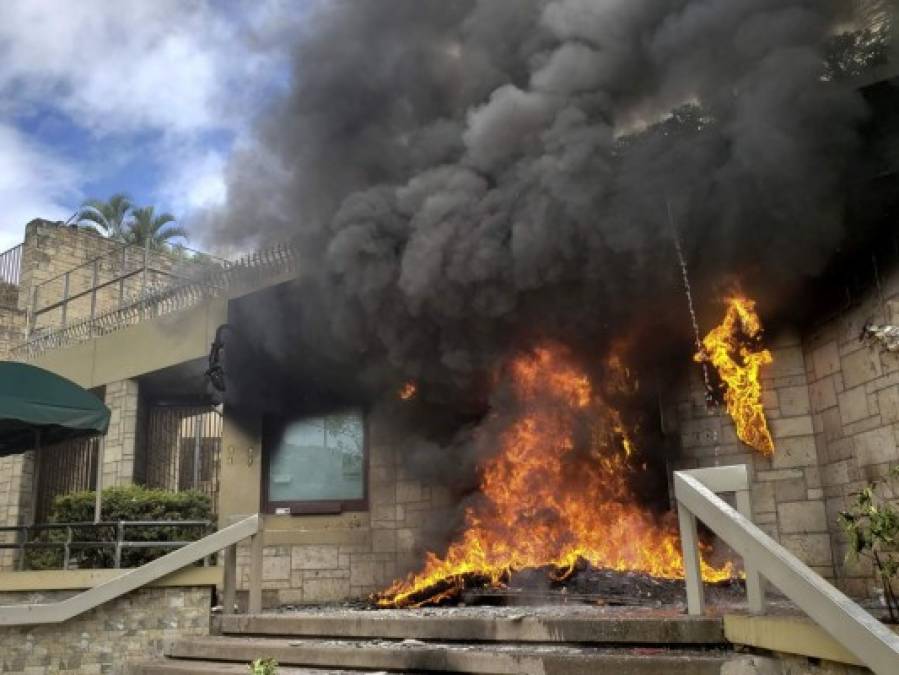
[695, 295, 774, 455]
[398, 381, 417, 401]
[376, 344, 732, 607]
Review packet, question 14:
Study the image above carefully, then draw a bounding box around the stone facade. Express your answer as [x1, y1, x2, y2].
[0, 586, 211, 674]
[0, 453, 33, 570]
[17, 219, 212, 340]
[102, 379, 141, 488]
[0, 305, 25, 360]
[672, 329, 833, 579]
[226, 408, 455, 607]
[673, 266, 899, 599]
[803, 287, 899, 598]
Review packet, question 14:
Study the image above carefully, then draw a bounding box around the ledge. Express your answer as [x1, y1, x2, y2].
[724, 613, 899, 667]
[0, 566, 222, 592]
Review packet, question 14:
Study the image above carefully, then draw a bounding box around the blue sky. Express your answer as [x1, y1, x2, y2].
[0, 0, 309, 253]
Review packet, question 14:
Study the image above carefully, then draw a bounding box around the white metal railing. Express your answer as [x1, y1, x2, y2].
[0, 513, 260, 626]
[675, 465, 899, 675]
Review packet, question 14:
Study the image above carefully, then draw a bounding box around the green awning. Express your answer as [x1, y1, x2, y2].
[0, 362, 110, 456]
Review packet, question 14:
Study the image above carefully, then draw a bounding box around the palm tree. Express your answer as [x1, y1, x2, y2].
[76, 193, 133, 239]
[125, 206, 188, 251]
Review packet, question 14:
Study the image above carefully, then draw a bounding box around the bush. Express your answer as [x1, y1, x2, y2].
[838, 466, 899, 622]
[27, 485, 213, 570]
[249, 658, 278, 675]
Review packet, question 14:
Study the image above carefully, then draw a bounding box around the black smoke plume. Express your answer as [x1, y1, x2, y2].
[211, 1, 874, 493]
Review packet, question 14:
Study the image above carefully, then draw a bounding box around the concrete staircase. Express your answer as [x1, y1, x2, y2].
[136, 610, 768, 674]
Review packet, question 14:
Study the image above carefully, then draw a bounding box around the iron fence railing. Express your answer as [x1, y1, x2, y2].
[0, 242, 22, 286]
[27, 239, 230, 336]
[144, 406, 223, 504]
[35, 436, 100, 523]
[13, 240, 299, 359]
[0, 243, 23, 310]
[0, 520, 214, 571]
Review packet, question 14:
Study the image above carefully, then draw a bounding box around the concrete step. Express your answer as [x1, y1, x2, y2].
[219, 610, 725, 645]
[159, 635, 734, 674]
[137, 661, 369, 674]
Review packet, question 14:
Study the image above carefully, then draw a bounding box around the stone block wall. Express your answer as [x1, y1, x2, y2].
[19, 220, 123, 321]
[0, 305, 25, 360]
[672, 270, 899, 600]
[0, 453, 33, 570]
[802, 287, 899, 598]
[0, 586, 211, 674]
[229, 408, 455, 607]
[672, 329, 833, 579]
[102, 379, 141, 488]
[18, 219, 213, 339]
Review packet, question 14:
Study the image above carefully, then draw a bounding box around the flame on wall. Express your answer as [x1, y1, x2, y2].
[376, 344, 732, 608]
[695, 295, 775, 455]
[398, 381, 418, 400]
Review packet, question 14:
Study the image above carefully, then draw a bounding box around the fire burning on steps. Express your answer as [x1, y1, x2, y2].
[695, 295, 775, 456]
[375, 344, 734, 608]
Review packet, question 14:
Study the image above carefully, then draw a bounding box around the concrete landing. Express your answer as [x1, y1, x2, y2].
[137, 609, 769, 674]
[219, 609, 724, 644]
[159, 636, 732, 675]
[138, 663, 367, 675]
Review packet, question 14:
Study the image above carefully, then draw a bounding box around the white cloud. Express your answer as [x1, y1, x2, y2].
[157, 147, 228, 219]
[0, 0, 292, 136]
[0, 124, 80, 251]
[0, 0, 303, 247]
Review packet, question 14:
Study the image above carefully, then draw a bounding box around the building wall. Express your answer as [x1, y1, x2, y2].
[102, 379, 141, 488]
[0, 306, 25, 361]
[671, 329, 833, 579]
[220, 405, 454, 606]
[0, 453, 33, 570]
[0, 586, 211, 674]
[672, 264, 899, 600]
[802, 285, 899, 598]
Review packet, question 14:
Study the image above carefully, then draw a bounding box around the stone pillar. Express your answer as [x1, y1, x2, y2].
[0, 452, 34, 570]
[102, 379, 141, 488]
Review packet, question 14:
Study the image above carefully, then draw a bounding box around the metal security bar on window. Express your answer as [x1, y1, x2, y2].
[34, 435, 100, 524]
[144, 406, 223, 505]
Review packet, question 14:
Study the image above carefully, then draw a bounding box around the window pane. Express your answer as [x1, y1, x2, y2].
[268, 410, 364, 503]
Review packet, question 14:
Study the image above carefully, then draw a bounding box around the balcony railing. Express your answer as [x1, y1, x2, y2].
[26, 240, 230, 337]
[13, 240, 299, 360]
[0, 243, 23, 310]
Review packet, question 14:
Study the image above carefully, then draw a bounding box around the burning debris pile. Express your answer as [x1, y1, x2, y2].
[375, 344, 733, 608]
[695, 295, 775, 455]
[459, 562, 745, 608]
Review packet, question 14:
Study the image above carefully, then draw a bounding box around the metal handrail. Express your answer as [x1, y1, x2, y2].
[675, 465, 899, 675]
[0, 513, 260, 626]
[0, 520, 213, 570]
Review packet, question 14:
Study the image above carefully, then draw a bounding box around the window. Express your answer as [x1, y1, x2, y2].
[263, 409, 367, 514]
